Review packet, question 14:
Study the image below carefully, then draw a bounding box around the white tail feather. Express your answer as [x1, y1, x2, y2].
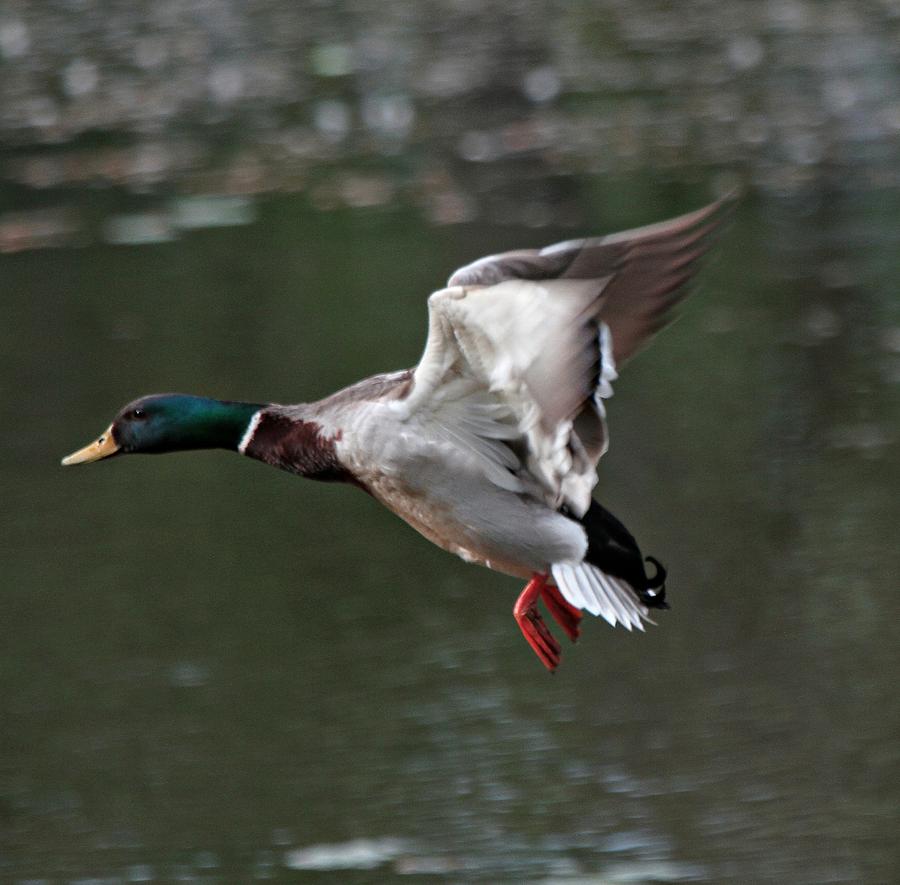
[551, 561, 649, 630]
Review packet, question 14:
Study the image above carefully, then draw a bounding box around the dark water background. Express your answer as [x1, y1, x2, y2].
[2, 2, 898, 883]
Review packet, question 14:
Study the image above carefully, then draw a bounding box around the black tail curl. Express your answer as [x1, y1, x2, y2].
[640, 555, 669, 609]
[563, 501, 670, 611]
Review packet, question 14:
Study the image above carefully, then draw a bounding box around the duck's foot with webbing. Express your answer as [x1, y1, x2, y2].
[513, 573, 583, 671]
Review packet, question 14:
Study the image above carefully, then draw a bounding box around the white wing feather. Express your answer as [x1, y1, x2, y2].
[395, 279, 615, 516]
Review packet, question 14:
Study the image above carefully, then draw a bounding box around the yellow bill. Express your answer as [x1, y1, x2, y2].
[61, 425, 120, 465]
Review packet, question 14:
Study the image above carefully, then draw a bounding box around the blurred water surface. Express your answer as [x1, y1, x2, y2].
[2, 2, 899, 883]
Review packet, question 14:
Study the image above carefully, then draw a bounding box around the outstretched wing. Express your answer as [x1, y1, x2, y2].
[448, 195, 733, 365]
[395, 196, 732, 516]
[395, 275, 616, 517]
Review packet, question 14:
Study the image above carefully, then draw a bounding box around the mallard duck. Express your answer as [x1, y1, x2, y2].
[63, 196, 731, 670]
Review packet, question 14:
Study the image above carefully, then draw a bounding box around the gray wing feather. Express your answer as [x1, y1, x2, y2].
[448, 195, 734, 365]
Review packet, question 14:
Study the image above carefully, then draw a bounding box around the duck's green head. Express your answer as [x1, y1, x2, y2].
[61, 394, 263, 465]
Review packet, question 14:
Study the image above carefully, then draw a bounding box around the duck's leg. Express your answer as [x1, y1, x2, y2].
[514, 573, 562, 671]
[541, 583, 582, 642]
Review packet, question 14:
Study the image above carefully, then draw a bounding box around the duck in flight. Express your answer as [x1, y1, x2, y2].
[63, 196, 732, 670]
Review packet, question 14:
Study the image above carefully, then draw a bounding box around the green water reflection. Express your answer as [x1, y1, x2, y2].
[2, 189, 897, 882]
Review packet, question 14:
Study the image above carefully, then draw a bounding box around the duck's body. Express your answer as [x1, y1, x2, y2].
[64, 196, 731, 670]
[246, 369, 585, 579]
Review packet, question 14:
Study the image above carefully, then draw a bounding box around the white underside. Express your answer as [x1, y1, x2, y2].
[336, 397, 589, 578]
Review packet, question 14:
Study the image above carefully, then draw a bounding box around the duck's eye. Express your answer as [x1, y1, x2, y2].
[130, 408, 146, 420]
